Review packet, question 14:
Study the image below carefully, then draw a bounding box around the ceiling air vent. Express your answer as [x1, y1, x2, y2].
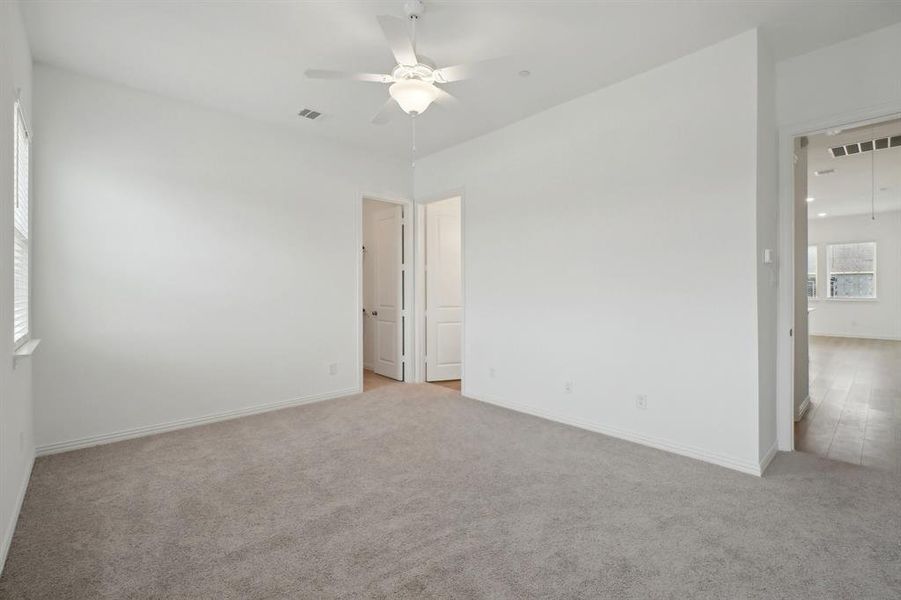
[830, 134, 900, 157]
[298, 108, 322, 120]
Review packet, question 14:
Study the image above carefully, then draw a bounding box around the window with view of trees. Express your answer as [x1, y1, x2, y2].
[827, 242, 876, 299]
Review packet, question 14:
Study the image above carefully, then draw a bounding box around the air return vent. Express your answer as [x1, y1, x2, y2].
[297, 109, 322, 120]
[830, 134, 900, 158]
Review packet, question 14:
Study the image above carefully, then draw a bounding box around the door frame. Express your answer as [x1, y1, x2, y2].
[357, 193, 414, 391]
[776, 104, 901, 452]
[414, 189, 466, 391]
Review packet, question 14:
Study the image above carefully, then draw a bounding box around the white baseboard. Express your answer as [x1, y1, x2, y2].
[1, 453, 34, 574]
[759, 441, 779, 475]
[36, 387, 359, 457]
[795, 395, 811, 421]
[470, 393, 766, 476]
[810, 332, 901, 342]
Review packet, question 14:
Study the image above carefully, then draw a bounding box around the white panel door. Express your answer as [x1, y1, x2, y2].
[426, 198, 462, 381]
[373, 204, 404, 381]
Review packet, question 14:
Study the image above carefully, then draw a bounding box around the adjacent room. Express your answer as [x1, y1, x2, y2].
[2, 1, 901, 597]
[795, 118, 901, 468]
[362, 197, 408, 390]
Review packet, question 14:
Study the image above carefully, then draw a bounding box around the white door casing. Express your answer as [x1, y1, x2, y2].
[425, 197, 462, 381]
[373, 203, 404, 380]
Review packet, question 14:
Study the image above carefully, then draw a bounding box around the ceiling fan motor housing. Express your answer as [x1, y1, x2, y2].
[392, 63, 434, 82]
[405, 0, 425, 19]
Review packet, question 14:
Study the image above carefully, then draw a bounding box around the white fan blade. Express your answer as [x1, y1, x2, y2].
[371, 98, 398, 125]
[432, 86, 460, 109]
[305, 69, 393, 83]
[432, 57, 515, 83]
[377, 15, 417, 66]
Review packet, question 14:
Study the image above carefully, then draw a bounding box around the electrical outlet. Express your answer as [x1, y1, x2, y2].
[328, 362, 338, 376]
[564, 381, 573, 394]
[636, 394, 648, 410]
[489, 368, 496, 379]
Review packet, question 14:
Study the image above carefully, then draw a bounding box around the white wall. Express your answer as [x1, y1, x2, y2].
[775, 21, 901, 449]
[0, 0, 35, 571]
[808, 211, 901, 340]
[32, 65, 409, 453]
[776, 22, 901, 130]
[755, 38, 779, 462]
[416, 30, 769, 474]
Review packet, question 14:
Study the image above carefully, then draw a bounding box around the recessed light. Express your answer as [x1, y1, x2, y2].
[518, 70, 531, 78]
[806, 197, 815, 203]
[817, 212, 828, 217]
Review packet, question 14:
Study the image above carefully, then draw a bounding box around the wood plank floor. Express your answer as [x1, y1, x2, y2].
[363, 369, 401, 391]
[795, 336, 901, 471]
[429, 379, 461, 391]
[363, 370, 461, 393]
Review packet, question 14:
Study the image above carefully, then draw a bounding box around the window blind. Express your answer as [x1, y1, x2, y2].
[14, 100, 29, 345]
[827, 242, 876, 299]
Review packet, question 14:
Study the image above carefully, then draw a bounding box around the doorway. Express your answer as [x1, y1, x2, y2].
[417, 196, 463, 392]
[361, 197, 411, 391]
[792, 116, 901, 468]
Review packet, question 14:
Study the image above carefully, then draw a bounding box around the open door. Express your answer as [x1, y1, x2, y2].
[372, 203, 404, 380]
[425, 197, 462, 381]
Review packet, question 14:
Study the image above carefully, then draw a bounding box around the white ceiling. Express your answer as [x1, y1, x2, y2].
[807, 118, 901, 219]
[21, 1, 901, 158]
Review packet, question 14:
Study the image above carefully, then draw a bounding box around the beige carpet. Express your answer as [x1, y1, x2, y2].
[1, 383, 900, 598]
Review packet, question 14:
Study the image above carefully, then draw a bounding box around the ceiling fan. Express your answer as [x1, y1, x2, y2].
[305, 0, 510, 124]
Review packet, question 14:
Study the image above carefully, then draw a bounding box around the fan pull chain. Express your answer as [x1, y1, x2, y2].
[411, 113, 417, 204]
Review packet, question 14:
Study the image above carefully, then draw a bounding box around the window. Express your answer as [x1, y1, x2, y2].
[13, 100, 29, 346]
[807, 246, 817, 299]
[827, 242, 876, 299]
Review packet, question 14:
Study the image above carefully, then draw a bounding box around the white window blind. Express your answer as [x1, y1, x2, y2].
[827, 242, 876, 299]
[14, 100, 29, 346]
[807, 246, 817, 299]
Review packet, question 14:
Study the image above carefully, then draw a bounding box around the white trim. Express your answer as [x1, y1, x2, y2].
[35, 387, 358, 457]
[13, 338, 39, 368]
[759, 441, 779, 475]
[0, 454, 34, 573]
[809, 332, 901, 342]
[795, 395, 811, 421]
[470, 392, 767, 476]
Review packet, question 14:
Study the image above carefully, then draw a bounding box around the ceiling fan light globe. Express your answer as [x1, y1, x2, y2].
[389, 79, 439, 115]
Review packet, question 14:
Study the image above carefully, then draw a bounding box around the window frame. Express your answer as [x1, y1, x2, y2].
[826, 241, 877, 301]
[13, 99, 30, 349]
[807, 245, 818, 300]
